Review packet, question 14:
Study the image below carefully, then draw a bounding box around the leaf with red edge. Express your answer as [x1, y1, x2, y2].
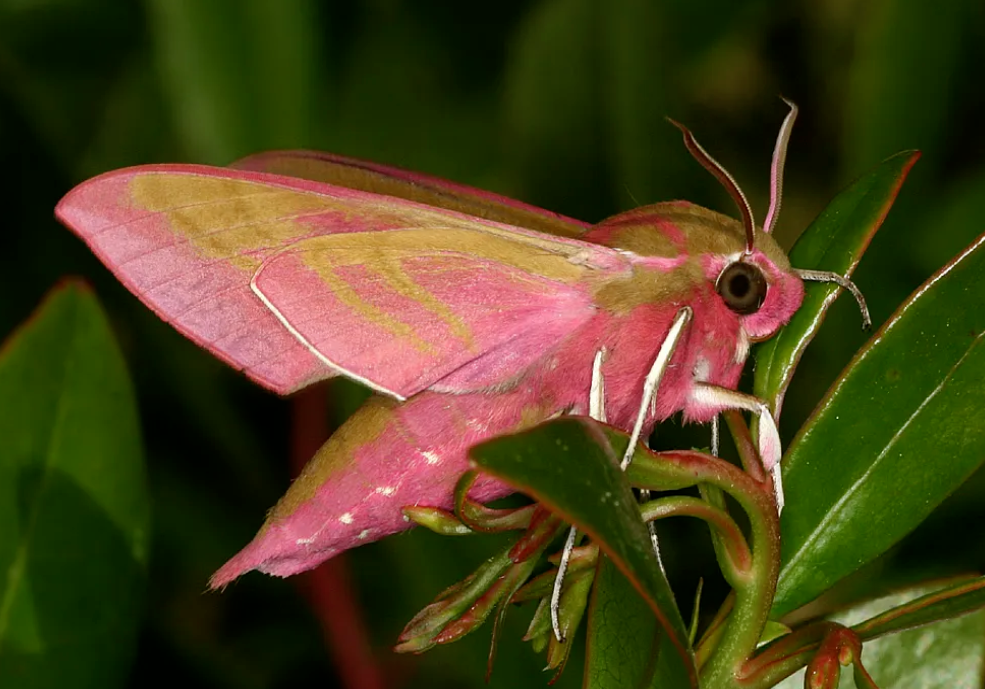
[774, 584, 985, 689]
[774, 231, 985, 617]
[852, 576, 985, 642]
[469, 417, 697, 688]
[585, 556, 695, 689]
[754, 150, 920, 417]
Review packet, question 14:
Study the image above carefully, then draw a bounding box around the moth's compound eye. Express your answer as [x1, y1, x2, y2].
[717, 261, 767, 315]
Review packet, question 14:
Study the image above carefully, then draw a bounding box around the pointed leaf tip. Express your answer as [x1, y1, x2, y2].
[754, 149, 920, 416]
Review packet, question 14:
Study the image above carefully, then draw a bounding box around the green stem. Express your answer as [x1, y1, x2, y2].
[454, 470, 537, 532]
[725, 409, 767, 483]
[695, 592, 734, 669]
[739, 622, 875, 689]
[640, 496, 752, 587]
[699, 483, 734, 614]
[699, 494, 779, 688]
[738, 621, 833, 688]
[627, 441, 780, 688]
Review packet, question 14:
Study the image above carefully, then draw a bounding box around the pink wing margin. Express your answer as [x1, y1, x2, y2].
[56, 164, 622, 397]
[231, 150, 590, 239]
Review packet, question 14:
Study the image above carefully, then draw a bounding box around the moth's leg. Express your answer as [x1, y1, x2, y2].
[689, 384, 785, 512]
[711, 414, 720, 457]
[550, 526, 580, 642]
[553, 305, 692, 641]
[620, 306, 693, 470]
[589, 346, 607, 424]
[556, 308, 691, 639]
[638, 486, 666, 574]
[551, 348, 608, 642]
[617, 309, 693, 577]
[637, 337, 667, 571]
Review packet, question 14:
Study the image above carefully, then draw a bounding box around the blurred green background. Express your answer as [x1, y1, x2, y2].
[1, 0, 984, 687]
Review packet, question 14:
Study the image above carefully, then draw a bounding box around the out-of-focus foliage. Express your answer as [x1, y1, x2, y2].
[0, 284, 149, 688]
[1, 1, 982, 687]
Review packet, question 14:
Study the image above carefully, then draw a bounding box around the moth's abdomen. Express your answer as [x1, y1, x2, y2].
[210, 388, 563, 586]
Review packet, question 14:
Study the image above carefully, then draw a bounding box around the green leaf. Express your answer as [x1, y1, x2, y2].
[773, 585, 985, 689]
[0, 282, 150, 687]
[754, 150, 920, 415]
[759, 620, 791, 646]
[585, 555, 695, 689]
[773, 231, 985, 617]
[853, 576, 985, 643]
[469, 418, 697, 687]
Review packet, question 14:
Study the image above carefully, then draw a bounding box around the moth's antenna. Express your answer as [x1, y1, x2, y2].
[669, 119, 756, 255]
[762, 100, 870, 331]
[763, 98, 798, 235]
[794, 268, 872, 330]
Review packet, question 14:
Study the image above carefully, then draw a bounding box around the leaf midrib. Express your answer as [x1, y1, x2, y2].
[778, 329, 985, 606]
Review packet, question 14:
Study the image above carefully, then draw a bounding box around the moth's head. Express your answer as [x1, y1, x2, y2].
[703, 228, 804, 341]
[626, 200, 805, 341]
[659, 210, 803, 341]
[669, 100, 868, 341]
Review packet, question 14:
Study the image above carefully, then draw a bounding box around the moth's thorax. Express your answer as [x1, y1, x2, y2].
[566, 200, 806, 427]
[584, 200, 789, 264]
[583, 200, 804, 342]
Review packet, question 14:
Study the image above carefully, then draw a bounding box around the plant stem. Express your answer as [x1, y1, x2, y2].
[697, 412, 781, 689]
[628, 437, 780, 688]
[639, 495, 752, 587]
[739, 622, 869, 689]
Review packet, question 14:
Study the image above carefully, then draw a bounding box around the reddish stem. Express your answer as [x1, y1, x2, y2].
[291, 389, 388, 689]
[739, 622, 874, 689]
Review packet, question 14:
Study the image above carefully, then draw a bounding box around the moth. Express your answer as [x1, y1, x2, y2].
[56, 101, 865, 588]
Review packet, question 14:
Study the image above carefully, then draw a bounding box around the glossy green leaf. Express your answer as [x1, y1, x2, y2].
[774, 585, 985, 689]
[469, 418, 697, 687]
[773, 231, 985, 617]
[0, 282, 149, 687]
[759, 620, 791, 646]
[585, 555, 694, 689]
[853, 576, 985, 642]
[754, 150, 920, 415]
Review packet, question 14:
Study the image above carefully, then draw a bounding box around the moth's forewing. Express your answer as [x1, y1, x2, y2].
[231, 150, 589, 238]
[251, 226, 609, 399]
[56, 165, 614, 397]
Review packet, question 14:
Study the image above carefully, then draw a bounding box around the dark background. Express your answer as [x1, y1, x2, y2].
[2, 1, 984, 687]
